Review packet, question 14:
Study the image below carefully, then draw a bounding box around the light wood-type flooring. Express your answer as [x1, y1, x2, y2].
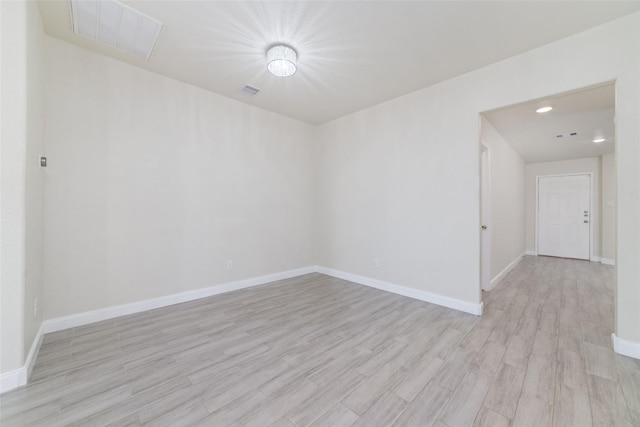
[1, 256, 639, 426]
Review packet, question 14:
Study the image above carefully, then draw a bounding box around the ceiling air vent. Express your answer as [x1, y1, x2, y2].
[241, 85, 261, 96]
[70, 0, 163, 60]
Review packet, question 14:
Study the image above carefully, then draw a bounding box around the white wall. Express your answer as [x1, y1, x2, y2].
[0, 0, 45, 377]
[316, 12, 640, 344]
[601, 153, 616, 262]
[481, 117, 526, 284]
[316, 85, 482, 304]
[609, 17, 640, 347]
[525, 157, 602, 258]
[1, 0, 27, 376]
[42, 38, 316, 320]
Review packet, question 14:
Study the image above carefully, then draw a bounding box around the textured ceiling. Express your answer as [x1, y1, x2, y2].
[38, 1, 640, 124]
[483, 83, 615, 164]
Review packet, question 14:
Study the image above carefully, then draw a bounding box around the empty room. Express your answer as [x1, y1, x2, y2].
[1, 1, 640, 426]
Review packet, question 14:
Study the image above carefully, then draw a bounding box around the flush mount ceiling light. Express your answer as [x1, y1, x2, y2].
[593, 138, 606, 143]
[70, 0, 163, 60]
[536, 106, 553, 113]
[267, 44, 297, 77]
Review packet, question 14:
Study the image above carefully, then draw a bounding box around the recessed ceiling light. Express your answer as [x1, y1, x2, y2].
[267, 44, 297, 77]
[593, 138, 606, 143]
[536, 106, 553, 113]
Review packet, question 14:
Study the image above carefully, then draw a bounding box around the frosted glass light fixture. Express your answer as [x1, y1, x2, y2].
[267, 44, 297, 77]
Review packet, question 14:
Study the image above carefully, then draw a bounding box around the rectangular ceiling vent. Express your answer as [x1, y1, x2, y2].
[70, 0, 163, 60]
[241, 85, 261, 96]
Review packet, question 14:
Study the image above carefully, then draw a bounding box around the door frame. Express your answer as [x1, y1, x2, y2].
[480, 143, 491, 290]
[535, 172, 594, 261]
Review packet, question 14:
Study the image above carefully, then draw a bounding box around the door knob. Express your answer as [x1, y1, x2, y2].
[482, 225, 488, 230]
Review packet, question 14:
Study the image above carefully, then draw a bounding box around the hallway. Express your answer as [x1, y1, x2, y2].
[482, 256, 638, 425]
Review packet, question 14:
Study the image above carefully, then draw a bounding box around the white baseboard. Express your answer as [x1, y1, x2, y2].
[43, 266, 316, 334]
[612, 333, 640, 359]
[487, 252, 524, 291]
[316, 266, 483, 315]
[0, 323, 44, 394]
[25, 323, 44, 381]
[0, 368, 22, 394]
[590, 257, 616, 266]
[525, 251, 614, 266]
[4, 263, 483, 393]
[42, 264, 483, 333]
[3, 267, 315, 394]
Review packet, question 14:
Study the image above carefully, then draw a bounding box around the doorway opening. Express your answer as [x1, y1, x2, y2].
[478, 80, 616, 301]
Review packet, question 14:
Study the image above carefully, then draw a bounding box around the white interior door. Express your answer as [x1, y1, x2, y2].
[480, 145, 491, 290]
[538, 175, 590, 260]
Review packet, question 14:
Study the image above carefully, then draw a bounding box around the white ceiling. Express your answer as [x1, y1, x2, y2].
[482, 83, 615, 164]
[38, 1, 640, 125]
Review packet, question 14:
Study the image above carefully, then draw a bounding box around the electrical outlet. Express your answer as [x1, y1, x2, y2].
[34, 298, 38, 317]
[373, 258, 380, 268]
[227, 260, 233, 270]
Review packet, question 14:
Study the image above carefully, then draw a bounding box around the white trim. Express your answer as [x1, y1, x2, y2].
[0, 369, 22, 394]
[0, 323, 44, 394]
[25, 323, 45, 381]
[612, 333, 640, 359]
[585, 256, 616, 265]
[3, 266, 315, 394]
[524, 251, 614, 265]
[41, 264, 483, 333]
[43, 266, 316, 334]
[488, 252, 525, 290]
[316, 266, 483, 315]
[3, 264, 482, 393]
[480, 143, 491, 293]
[535, 173, 594, 261]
